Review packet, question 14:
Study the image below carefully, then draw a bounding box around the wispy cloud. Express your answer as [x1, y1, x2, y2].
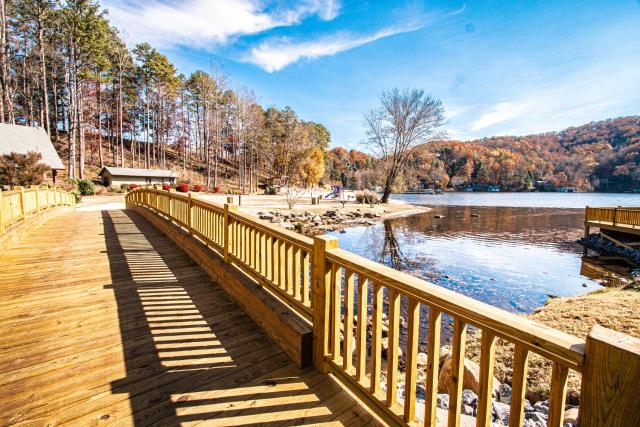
[245, 23, 425, 72]
[470, 102, 531, 131]
[102, 0, 340, 48]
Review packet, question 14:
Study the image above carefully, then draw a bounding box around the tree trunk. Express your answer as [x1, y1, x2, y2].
[38, 26, 49, 135]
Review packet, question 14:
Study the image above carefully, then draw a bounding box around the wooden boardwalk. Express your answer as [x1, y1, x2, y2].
[0, 208, 381, 426]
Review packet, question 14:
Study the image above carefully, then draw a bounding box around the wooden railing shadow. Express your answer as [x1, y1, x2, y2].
[101, 209, 367, 426]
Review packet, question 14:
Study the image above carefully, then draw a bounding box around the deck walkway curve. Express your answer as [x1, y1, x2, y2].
[0, 206, 381, 426]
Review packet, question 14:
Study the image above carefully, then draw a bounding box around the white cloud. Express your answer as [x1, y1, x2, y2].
[245, 24, 424, 72]
[102, 0, 340, 48]
[470, 102, 531, 132]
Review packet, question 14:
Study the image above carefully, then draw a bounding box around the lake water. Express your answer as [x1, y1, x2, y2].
[392, 192, 640, 208]
[328, 193, 640, 314]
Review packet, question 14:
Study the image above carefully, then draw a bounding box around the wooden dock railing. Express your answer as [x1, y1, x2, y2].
[127, 188, 640, 427]
[0, 186, 75, 233]
[585, 206, 640, 228]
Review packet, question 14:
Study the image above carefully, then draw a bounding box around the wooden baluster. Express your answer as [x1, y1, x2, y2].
[312, 235, 339, 373]
[370, 282, 383, 394]
[448, 318, 467, 427]
[266, 235, 273, 281]
[272, 237, 279, 285]
[404, 298, 420, 422]
[294, 247, 301, 299]
[476, 330, 497, 427]
[342, 268, 355, 371]
[279, 240, 286, 289]
[424, 307, 442, 426]
[509, 344, 530, 427]
[331, 262, 341, 361]
[302, 251, 310, 306]
[286, 243, 294, 294]
[386, 289, 401, 407]
[355, 274, 368, 382]
[547, 362, 569, 427]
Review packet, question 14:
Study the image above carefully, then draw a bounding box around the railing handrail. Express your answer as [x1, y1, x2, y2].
[326, 247, 585, 370]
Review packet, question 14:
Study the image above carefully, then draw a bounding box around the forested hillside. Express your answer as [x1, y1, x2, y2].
[1, 0, 328, 191]
[327, 116, 640, 192]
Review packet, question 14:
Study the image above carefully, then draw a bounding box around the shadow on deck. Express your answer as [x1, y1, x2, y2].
[0, 208, 379, 426]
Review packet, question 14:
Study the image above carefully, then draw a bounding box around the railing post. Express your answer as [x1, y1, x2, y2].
[224, 203, 238, 263]
[0, 189, 4, 231]
[17, 186, 25, 219]
[579, 325, 640, 426]
[188, 193, 196, 234]
[33, 186, 40, 212]
[312, 235, 339, 374]
[612, 207, 618, 226]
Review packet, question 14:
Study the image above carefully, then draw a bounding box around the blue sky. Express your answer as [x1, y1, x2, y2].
[102, 0, 640, 149]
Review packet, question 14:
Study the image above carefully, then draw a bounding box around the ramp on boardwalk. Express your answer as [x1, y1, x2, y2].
[0, 207, 380, 426]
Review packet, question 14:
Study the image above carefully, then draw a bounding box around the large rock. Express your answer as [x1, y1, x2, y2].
[381, 337, 403, 359]
[438, 354, 501, 397]
[563, 407, 579, 425]
[416, 352, 429, 367]
[491, 401, 510, 425]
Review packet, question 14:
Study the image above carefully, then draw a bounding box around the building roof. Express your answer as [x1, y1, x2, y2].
[0, 124, 64, 170]
[99, 167, 178, 178]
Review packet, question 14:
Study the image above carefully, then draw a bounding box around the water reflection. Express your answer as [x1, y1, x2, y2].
[330, 206, 602, 314]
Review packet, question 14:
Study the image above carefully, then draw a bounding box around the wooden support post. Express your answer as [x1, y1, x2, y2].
[312, 235, 338, 374]
[0, 189, 3, 231]
[17, 186, 25, 219]
[188, 193, 196, 234]
[224, 203, 238, 263]
[33, 186, 40, 212]
[579, 325, 640, 426]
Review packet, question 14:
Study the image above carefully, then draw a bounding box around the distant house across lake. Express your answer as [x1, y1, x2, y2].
[99, 167, 177, 187]
[0, 124, 65, 182]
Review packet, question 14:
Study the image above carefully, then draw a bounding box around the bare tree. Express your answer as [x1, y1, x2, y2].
[364, 88, 445, 203]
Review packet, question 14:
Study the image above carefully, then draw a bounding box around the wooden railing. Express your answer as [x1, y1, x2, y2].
[126, 188, 314, 319]
[127, 188, 640, 427]
[586, 206, 640, 228]
[0, 186, 75, 232]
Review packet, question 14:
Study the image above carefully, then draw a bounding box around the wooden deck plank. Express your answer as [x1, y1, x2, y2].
[0, 208, 382, 427]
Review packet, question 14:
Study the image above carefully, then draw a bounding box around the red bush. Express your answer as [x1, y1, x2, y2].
[213, 186, 221, 193]
[129, 183, 139, 189]
[192, 184, 204, 192]
[177, 183, 190, 193]
[162, 183, 172, 191]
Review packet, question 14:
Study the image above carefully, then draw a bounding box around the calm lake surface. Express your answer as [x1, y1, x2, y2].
[329, 193, 640, 314]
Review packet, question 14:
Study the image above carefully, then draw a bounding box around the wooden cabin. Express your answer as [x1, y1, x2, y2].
[99, 166, 177, 187]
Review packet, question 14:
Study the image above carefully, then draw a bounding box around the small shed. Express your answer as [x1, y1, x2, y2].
[0, 124, 65, 182]
[99, 167, 178, 187]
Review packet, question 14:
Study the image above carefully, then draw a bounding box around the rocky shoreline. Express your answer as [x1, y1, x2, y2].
[257, 206, 428, 234]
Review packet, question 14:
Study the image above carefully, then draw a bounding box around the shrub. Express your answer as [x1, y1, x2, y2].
[213, 186, 221, 193]
[120, 183, 130, 192]
[265, 186, 277, 195]
[129, 183, 139, 190]
[0, 151, 48, 186]
[191, 184, 204, 192]
[77, 179, 96, 196]
[177, 183, 190, 193]
[71, 190, 82, 203]
[355, 190, 380, 204]
[162, 183, 172, 191]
